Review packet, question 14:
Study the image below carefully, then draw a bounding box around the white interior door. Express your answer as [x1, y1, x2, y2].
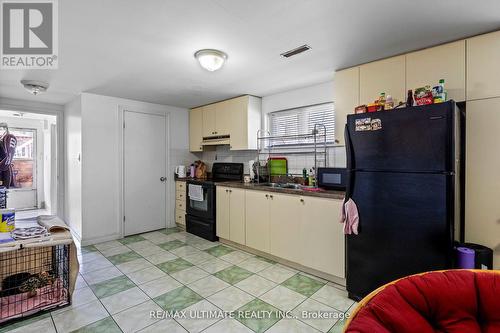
[124, 111, 167, 236]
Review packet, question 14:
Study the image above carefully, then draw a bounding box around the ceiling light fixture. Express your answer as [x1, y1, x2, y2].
[194, 49, 227, 72]
[20, 80, 49, 95]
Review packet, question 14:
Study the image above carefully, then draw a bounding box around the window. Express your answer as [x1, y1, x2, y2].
[268, 102, 335, 144]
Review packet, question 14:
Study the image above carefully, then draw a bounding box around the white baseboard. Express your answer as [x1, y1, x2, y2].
[81, 233, 121, 246]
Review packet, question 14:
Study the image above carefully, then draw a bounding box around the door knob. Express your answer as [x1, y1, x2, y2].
[160, 177, 166, 182]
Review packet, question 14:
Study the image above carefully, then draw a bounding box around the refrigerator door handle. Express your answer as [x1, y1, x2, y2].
[345, 124, 353, 170]
[344, 124, 354, 201]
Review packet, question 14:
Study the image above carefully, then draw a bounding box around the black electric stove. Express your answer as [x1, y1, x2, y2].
[186, 163, 243, 241]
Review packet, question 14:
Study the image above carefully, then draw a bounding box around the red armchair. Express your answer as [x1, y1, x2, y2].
[345, 270, 500, 333]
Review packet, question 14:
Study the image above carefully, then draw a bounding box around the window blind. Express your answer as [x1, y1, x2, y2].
[269, 102, 335, 144]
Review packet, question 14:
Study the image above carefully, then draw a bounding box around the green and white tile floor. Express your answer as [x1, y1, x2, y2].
[0, 228, 358, 333]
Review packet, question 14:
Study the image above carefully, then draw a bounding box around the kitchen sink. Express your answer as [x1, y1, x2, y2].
[256, 182, 281, 188]
[281, 183, 303, 189]
[256, 182, 303, 190]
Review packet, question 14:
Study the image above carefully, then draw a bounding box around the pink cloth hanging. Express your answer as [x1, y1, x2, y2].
[339, 198, 359, 235]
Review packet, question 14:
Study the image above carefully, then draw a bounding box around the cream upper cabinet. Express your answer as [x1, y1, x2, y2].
[333, 67, 359, 145]
[215, 100, 232, 136]
[406, 40, 466, 102]
[229, 96, 261, 151]
[245, 190, 270, 252]
[229, 187, 246, 244]
[465, 98, 500, 269]
[269, 193, 301, 263]
[191, 95, 261, 150]
[467, 30, 500, 100]
[189, 107, 203, 152]
[202, 104, 217, 137]
[360, 55, 406, 105]
[299, 196, 345, 277]
[216, 187, 230, 239]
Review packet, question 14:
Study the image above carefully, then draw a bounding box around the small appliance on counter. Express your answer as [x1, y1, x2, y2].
[175, 165, 186, 178]
[317, 167, 347, 191]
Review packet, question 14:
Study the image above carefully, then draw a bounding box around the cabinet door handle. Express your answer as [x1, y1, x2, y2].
[300, 199, 304, 203]
[229, 189, 232, 193]
[269, 195, 273, 199]
[265, 194, 269, 198]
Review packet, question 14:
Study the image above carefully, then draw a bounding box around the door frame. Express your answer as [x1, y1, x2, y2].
[0, 99, 63, 217]
[118, 106, 171, 238]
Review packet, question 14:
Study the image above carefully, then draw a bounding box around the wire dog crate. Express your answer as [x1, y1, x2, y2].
[0, 244, 70, 324]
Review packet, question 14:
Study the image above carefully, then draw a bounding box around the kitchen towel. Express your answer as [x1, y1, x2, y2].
[188, 184, 204, 201]
[339, 198, 359, 235]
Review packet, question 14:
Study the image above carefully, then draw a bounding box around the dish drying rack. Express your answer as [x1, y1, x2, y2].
[256, 124, 328, 184]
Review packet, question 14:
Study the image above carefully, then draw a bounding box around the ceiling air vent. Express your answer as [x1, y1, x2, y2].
[280, 44, 311, 58]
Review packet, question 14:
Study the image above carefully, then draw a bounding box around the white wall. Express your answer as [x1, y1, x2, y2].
[262, 81, 335, 118]
[64, 96, 82, 240]
[79, 93, 192, 245]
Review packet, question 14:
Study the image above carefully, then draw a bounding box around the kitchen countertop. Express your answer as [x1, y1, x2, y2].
[215, 181, 345, 200]
[174, 177, 191, 182]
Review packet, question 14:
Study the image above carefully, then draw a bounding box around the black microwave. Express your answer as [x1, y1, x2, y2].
[317, 167, 347, 191]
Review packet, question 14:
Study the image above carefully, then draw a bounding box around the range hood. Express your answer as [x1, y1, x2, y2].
[202, 135, 230, 146]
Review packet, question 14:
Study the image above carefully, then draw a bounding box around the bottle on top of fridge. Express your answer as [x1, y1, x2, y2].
[439, 79, 447, 101]
[384, 95, 394, 110]
[378, 92, 386, 106]
[406, 89, 414, 107]
[433, 79, 447, 103]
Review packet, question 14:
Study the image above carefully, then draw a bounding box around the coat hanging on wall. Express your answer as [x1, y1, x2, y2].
[0, 123, 17, 188]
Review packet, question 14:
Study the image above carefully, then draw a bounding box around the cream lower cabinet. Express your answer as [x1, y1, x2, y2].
[216, 186, 246, 244]
[175, 181, 186, 227]
[216, 187, 230, 239]
[269, 193, 301, 263]
[244, 189, 345, 278]
[245, 190, 271, 252]
[465, 99, 500, 269]
[299, 196, 344, 278]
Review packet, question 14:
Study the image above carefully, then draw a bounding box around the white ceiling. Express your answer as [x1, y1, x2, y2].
[0, 0, 499, 108]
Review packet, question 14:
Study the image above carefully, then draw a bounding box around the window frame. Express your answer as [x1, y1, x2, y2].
[266, 102, 336, 147]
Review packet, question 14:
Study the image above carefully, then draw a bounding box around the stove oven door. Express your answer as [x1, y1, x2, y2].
[186, 181, 215, 220]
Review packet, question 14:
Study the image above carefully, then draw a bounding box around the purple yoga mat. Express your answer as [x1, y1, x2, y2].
[456, 247, 475, 269]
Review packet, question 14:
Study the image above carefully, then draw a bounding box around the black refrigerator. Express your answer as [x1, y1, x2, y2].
[344, 101, 462, 301]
